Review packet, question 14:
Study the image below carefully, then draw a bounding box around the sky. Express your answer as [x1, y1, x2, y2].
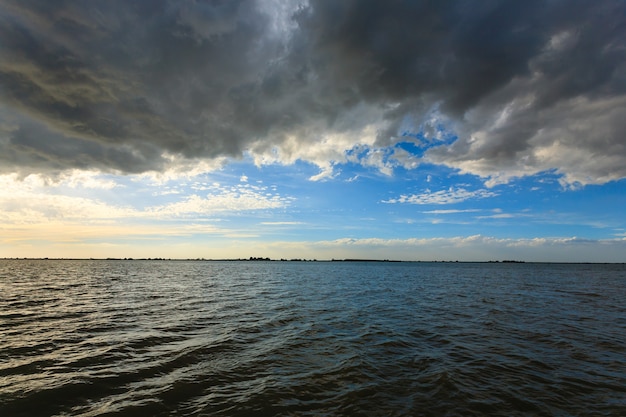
[1, 0, 625, 262]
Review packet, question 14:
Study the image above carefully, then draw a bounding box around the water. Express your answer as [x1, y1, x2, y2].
[1, 260, 625, 416]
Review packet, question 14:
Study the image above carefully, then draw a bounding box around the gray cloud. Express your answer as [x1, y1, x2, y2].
[1, 0, 624, 184]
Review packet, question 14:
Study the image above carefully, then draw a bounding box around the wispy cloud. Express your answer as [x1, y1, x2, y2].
[422, 209, 482, 214]
[476, 213, 518, 219]
[0, 174, 293, 224]
[383, 188, 497, 205]
[260, 221, 304, 225]
[149, 185, 293, 217]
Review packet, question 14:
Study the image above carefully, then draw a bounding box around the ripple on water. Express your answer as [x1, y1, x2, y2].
[1, 260, 625, 416]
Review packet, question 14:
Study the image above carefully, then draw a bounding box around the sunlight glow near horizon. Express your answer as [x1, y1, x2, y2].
[2, 164, 625, 262]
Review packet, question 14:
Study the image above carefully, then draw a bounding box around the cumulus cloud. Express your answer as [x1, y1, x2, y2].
[1, 0, 624, 185]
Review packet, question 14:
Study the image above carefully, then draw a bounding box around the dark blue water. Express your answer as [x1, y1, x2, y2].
[1, 260, 625, 416]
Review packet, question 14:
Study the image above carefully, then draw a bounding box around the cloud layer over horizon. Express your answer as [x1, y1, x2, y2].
[1, 0, 625, 186]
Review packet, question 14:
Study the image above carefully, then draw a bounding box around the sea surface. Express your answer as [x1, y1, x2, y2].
[1, 260, 625, 416]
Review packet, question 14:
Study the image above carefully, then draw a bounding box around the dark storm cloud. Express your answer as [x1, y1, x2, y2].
[294, 0, 547, 112]
[1, 0, 624, 184]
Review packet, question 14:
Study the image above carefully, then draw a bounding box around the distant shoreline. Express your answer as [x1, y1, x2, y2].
[1, 258, 624, 264]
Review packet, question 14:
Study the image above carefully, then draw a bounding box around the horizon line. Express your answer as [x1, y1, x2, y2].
[2, 257, 624, 264]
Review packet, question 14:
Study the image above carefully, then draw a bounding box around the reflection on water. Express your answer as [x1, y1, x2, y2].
[1, 260, 625, 416]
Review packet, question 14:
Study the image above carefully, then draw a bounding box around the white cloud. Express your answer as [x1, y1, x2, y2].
[260, 221, 304, 225]
[57, 170, 121, 190]
[0, 173, 293, 225]
[359, 148, 395, 176]
[422, 209, 481, 214]
[477, 213, 517, 219]
[383, 187, 497, 205]
[0, 174, 134, 224]
[146, 182, 294, 216]
[247, 105, 390, 181]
